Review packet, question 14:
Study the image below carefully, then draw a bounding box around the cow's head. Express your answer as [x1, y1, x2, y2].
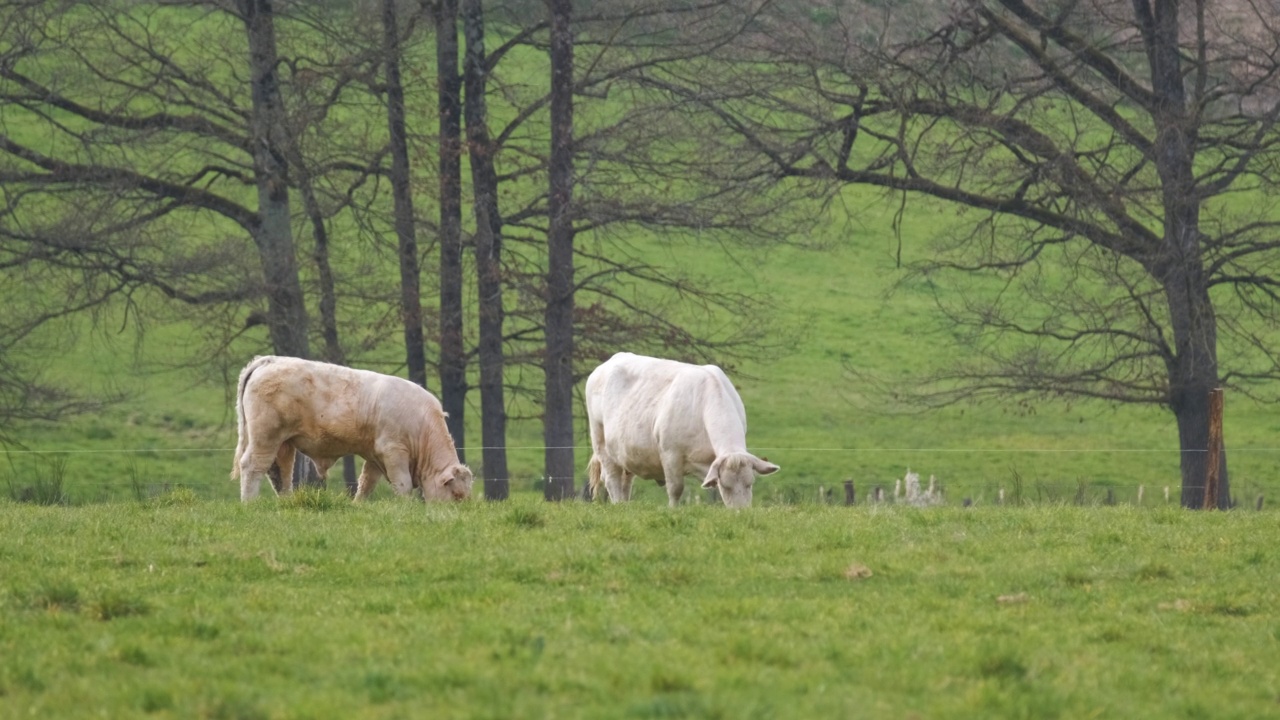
[701, 452, 779, 508]
[423, 463, 474, 502]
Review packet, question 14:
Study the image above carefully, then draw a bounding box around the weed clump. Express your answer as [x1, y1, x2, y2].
[278, 487, 346, 512]
[151, 486, 199, 507]
[26, 581, 81, 612]
[89, 592, 151, 621]
[505, 506, 546, 529]
[5, 457, 70, 506]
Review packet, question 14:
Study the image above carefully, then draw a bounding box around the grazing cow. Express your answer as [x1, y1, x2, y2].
[585, 352, 778, 508]
[230, 356, 473, 502]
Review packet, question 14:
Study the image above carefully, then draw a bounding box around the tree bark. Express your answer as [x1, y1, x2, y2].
[238, 0, 309, 360]
[1164, 272, 1229, 508]
[384, 0, 427, 391]
[543, 0, 575, 501]
[436, 0, 468, 460]
[463, 0, 508, 499]
[1141, 0, 1230, 507]
[238, 0, 319, 490]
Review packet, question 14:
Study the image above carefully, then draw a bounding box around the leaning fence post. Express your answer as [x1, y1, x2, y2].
[1204, 387, 1224, 510]
[1257, 494, 1264, 511]
[843, 479, 855, 506]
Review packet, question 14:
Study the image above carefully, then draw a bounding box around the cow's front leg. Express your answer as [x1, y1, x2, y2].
[381, 452, 415, 497]
[620, 469, 635, 501]
[661, 456, 685, 507]
[353, 460, 384, 501]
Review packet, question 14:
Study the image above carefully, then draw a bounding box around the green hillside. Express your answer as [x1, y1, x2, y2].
[7, 187, 1276, 506]
[3, 7, 1277, 507]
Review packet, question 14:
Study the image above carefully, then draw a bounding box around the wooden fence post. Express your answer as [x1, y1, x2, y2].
[843, 480, 855, 506]
[1204, 388, 1223, 510]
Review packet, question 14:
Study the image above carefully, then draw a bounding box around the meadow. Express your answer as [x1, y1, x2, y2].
[1, 492, 1277, 719]
[4, 8, 1279, 719]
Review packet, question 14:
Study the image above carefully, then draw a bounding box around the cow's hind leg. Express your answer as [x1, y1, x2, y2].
[270, 444, 297, 496]
[600, 458, 628, 503]
[238, 442, 283, 502]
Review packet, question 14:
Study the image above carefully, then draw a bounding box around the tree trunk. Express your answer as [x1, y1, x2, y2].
[1141, 0, 1230, 508]
[543, 0, 575, 501]
[384, 0, 427, 391]
[1164, 273, 1230, 509]
[463, 0, 508, 499]
[239, 0, 319, 490]
[238, 0, 309, 360]
[436, 0, 468, 460]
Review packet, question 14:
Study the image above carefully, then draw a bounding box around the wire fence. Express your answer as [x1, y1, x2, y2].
[2, 443, 1275, 508]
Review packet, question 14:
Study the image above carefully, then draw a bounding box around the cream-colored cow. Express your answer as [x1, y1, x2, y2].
[585, 352, 778, 508]
[230, 356, 472, 502]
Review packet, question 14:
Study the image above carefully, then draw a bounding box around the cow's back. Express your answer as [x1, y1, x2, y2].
[587, 353, 725, 473]
[242, 357, 429, 459]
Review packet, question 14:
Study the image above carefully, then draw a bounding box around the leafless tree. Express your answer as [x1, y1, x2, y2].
[462, 0, 508, 497]
[543, 0, 576, 500]
[382, 0, 429, 391]
[437, 0, 469, 461]
[652, 0, 1280, 507]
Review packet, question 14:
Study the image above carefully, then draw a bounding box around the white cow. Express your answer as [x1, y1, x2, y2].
[585, 352, 779, 508]
[230, 356, 473, 502]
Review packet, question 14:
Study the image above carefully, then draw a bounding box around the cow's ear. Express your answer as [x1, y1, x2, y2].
[445, 465, 473, 485]
[753, 457, 780, 476]
[701, 458, 722, 489]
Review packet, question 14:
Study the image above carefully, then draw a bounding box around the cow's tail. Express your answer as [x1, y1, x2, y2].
[587, 454, 603, 500]
[230, 355, 275, 480]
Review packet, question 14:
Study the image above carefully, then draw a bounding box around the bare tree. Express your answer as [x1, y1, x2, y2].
[383, 0, 429, 391]
[463, 0, 508, 498]
[0, 0, 387, 485]
[430, 0, 468, 463]
[236, 0, 311, 360]
[655, 0, 1280, 507]
[543, 0, 576, 501]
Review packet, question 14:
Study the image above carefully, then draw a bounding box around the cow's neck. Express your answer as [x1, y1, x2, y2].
[413, 426, 460, 482]
[702, 404, 749, 458]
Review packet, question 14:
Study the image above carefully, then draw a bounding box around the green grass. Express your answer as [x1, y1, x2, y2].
[1, 495, 1277, 718]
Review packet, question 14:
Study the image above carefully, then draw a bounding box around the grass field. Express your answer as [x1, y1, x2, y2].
[1, 493, 1277, 718]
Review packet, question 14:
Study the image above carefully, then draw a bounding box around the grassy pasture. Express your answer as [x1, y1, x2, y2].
[1, 494, 1277, 718]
